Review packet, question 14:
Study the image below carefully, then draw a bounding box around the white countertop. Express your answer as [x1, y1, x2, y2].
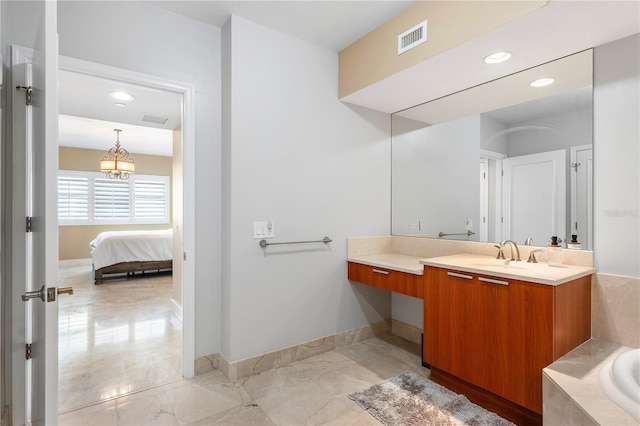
[421, 253, 595, 285]
[347, 253, 424, 275]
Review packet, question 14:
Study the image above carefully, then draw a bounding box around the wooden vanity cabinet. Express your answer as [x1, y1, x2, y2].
[347, 262, 423, 298]
[423, 265, 591, 425]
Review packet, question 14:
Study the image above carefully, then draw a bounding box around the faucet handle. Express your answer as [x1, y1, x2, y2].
[494, 244, 506, 260]
[527, 249, 543, 263]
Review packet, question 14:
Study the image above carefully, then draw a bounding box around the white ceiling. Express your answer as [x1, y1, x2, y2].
[144, 1, 417, 52]
[396, 49, 593, 125]
[60, 1, 639, 156]
[58, 70, 181, 156]
[59, 0, 417, 156]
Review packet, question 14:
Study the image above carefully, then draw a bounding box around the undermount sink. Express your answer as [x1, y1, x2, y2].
[470, 259, 531, 270]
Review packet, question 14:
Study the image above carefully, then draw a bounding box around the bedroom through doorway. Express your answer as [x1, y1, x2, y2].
[56, 68, 185, 413]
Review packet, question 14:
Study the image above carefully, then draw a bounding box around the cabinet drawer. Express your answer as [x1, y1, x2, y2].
[348, 262, 423, 299]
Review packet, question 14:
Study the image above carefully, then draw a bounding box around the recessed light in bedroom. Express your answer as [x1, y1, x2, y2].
[484, 51, 511, 64]
[114, 103, 126, 108]
[530, 77, 555, 88]
[110, 91, 135, 101]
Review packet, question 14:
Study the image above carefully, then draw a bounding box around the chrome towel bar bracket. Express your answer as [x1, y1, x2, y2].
[259, 236, 332, 248]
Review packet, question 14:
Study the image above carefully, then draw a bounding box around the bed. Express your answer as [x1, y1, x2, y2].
[89, 229, 173, 284]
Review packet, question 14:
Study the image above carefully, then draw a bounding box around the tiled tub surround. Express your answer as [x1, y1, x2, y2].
[543, 339, 638, 425]
[592, 273, 640, 348]
[544, 273, 640, 425]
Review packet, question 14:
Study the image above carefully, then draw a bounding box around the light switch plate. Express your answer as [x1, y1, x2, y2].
[253, 221, 275, 239]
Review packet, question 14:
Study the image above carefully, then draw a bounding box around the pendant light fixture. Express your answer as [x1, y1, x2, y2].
[100, 128, 135, 179]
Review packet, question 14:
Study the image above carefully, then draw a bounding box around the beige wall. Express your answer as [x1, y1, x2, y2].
[338, 1, 546, 98]
[58, 146, 173, 260]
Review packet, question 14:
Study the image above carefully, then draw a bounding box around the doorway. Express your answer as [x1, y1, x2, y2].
[55, 56, 197, 412]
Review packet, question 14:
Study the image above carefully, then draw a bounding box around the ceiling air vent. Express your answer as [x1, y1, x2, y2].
[398, 20, 427, 55]
[140, 113, 170, 125]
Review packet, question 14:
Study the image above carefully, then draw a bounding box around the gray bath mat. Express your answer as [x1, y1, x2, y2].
[348, 370, 516, 426]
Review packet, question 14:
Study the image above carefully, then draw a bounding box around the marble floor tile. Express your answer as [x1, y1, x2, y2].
[56, 263, 429, 423]
[58, 334, 427, 425]
[58, 264, 182, 413]
[191, 403, 276, 426]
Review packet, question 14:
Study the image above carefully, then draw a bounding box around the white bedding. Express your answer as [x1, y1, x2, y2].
[89, 229, 173, 270]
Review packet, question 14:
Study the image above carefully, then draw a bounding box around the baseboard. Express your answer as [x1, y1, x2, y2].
[390, 319, 422, 345]
[170, 298, 182, 323]
[58, 258, 92, 267]
[1, 404, 11, 426]
[195, 320, 392, 381]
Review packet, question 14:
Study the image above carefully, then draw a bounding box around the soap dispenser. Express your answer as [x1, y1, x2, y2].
[547, 236, 563, 266]
[567, 234, 581, 250]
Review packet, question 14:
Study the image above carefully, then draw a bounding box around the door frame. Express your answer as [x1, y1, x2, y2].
[570, 144, 593, 250]
[58, 55, 196, 378]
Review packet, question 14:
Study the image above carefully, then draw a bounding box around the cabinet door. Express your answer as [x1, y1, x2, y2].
[476, 277, 553, 413]
[424, 267, 479, 384]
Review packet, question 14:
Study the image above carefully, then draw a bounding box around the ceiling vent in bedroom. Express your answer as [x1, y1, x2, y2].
[140, 113, 170, 125]
[398, 20, 427, 55]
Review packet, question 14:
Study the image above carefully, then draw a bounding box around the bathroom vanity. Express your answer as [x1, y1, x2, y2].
[347, 251, 594, 426]
[347, 254, 424, 298]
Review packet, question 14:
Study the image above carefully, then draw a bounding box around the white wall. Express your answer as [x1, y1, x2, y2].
[593, 33, 640, 278]
[56, 1, 222, 357]
[222, 15, 391, 362]
[392, 115, 481, 239]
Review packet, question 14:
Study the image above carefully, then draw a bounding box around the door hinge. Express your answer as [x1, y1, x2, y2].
[16, 85, 33, 106]
[183, 252, 187, 261]
[26, 216, 32, 233]
[25, 343, 32, 360]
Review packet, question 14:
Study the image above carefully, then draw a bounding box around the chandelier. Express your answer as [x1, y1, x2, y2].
[100, 128, 135, 179]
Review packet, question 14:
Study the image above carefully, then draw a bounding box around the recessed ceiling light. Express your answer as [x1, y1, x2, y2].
[484, 51, 511, 64]
[114, 103, 126, 108]
[530, 77, 555, 88]
[110, 91, 135, 101]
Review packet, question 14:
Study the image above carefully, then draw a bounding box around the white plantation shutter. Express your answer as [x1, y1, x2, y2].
[94, 179, 130, 220]
[135, 180, 168, 220]
[58, 176, 89, 221]
[58, 171, 170, 225]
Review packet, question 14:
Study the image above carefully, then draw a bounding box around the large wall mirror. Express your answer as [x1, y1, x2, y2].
[392, 50, 593, 249]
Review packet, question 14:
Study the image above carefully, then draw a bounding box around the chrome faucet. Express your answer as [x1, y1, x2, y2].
[524, 237, 533, 246]
[500, 239, 521, 261]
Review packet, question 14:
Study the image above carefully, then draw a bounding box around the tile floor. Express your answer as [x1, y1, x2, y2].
[59, 334, 428, 425]
[57, 263, 429, 425]
[58, 263, 182, 413]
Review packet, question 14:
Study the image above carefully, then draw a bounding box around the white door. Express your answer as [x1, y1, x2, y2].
[502, 150, 566, 247]
[11, 1, 61, 424]
[571, 146, 593, 250]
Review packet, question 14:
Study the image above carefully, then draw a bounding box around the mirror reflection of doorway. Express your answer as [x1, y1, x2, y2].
[57, 69, 184, 413]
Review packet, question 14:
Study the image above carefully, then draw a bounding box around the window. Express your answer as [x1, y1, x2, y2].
[58, 170, 170, 225]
